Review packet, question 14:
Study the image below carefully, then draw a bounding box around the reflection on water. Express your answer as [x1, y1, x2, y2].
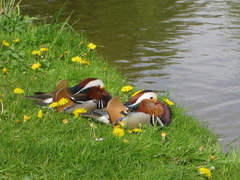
[21, 0, 240, 148]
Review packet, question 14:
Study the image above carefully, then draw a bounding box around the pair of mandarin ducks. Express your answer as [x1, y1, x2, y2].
[26, 78, 172, 128]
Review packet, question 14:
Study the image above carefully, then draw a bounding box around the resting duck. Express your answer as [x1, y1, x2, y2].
[82, 90, 172, 127]
[25, 78, 105, 106]
[54, 85, 112, 113]
[122, 90, 172, 126]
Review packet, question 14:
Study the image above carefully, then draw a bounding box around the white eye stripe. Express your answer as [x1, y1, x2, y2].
[83, 79, 104, 90]
[73, 79, 104, 95]
[128, 92, 158, 107]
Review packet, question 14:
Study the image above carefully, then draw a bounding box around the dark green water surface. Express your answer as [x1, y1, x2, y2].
[21, 0, 240, 148]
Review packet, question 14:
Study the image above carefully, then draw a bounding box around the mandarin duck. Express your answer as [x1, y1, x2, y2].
[25, 78, 105, 106]
[82, 90, 172, 127]
[123, 90, 172, 126]
[52, 85, 112, 113]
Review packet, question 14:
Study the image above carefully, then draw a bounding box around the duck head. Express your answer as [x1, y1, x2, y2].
[126, 90, 172, 125]
[70, 78, 104, 95]
[125, 90, 158, 109]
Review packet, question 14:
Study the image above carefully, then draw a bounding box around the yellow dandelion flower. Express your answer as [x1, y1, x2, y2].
[49, 102, 59, 108]
[161, 132, 167, 138]
[198, 167, 212, 179]
[31, 62, 41, 70]
[62, 119, 69, 124]
[71, 56, 82, 62]
[131, 128, 143, 133]
[13, 38, 21, 43]
[161, 132, 167, 142]
[2, 40, 10, 47]
[73, 108, 87, 118]
[131, 90, 143, 97]
[87, 43, 97, 50]
[2, 67, 8, 74]
[37, 110, 43, 118]
[163, 98, 174, 106]
[121, 85, 133, 92]
[39, 47, 49, 52]
[13, 88, 24, 94]
[23, 115, 31, 122]
[113, 127, 125, 138]
[58, 98, 69, 106]
[31, 50, 41, 56]
[80, 59, 90, 65]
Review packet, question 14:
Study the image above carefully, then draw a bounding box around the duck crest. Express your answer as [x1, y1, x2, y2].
[128, 90, 153, 104]
[71, 78, 104, 95]
[79, 78, 98, 89]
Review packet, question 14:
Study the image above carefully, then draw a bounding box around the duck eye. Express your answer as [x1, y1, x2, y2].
[98, 85, 101, 87]
[150, 97, 153, 99]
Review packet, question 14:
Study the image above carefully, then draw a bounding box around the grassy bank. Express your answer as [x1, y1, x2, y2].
[1, 6, 240, 180]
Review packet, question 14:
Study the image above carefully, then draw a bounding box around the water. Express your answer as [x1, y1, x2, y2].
[20, 0, 240, 148]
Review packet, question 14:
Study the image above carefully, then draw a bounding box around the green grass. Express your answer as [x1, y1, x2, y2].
[0, 11, 240, 180]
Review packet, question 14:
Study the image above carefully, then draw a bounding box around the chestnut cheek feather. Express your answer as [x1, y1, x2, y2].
[137, 100, 164, 117]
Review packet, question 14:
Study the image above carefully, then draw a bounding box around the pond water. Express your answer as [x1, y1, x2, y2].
[20, 0, 240, 149]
